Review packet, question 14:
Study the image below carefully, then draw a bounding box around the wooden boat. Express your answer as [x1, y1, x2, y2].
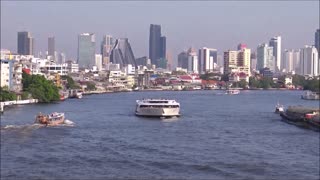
[35, 112, 65, 126]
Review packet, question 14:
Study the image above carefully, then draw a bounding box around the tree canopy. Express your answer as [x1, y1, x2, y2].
[22, 72, 60, 102]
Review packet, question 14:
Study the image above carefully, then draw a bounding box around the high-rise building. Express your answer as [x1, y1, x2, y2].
[257, 43, 275, 72]
[110, 38, 136, 67]
[315, 29, 320, 57]
[149, 24, 166, 67]
[177, 51, 188, 69]
[101, 35, 113, 65]
[250, 52, 257, 72]
[58, 53, 66, 64]
[77, 33, 96, 69]
[95, 54, 103, 71]
[299, 45, 319, 76]
[269, 36, 282, 71]
[223, 48, 251, 75]
[293, 50, 300, 73]
[283, 49, 294, 73]
[17, 31, 34, 55]
[48, 37, 55, 58]
[198, 48, 217, 74]
[187, 48, 198, 73]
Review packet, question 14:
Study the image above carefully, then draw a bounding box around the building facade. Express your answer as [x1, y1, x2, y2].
[198, 47, 217, 74]
[149, 24, 166, 67]
[269, 36, 282, 71]
[315, 29, 320, 57]
[48, 37, 55, 59]
[77, 33, 95, 69]
[299, 45, 319, 76]
[257, 43, 275, 72]
[110, 38, 136, 68]
[101, 35, 113, 65]
[17, 31, 34, 55]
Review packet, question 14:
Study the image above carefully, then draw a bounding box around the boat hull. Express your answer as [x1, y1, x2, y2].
[136, 107, 180, 117]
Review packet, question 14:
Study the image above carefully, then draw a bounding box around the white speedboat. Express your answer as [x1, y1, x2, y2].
[135, 99, 180, 117]
[275, 103, 284, 113]
[225, 89, 240, 95]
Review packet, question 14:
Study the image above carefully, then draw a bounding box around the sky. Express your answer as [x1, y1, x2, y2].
[1, 1, 319, 66]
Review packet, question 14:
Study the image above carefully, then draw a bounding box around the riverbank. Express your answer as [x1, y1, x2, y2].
[0, 99, 38, 113]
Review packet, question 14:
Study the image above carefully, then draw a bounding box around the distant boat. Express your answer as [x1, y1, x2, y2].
[35, 112, 65, 126]
[301, 91, 320, 100]
[135, 99, 180, 117]
[76, 92, 83, 99]
[275, 103, 284, 113]
[225, 89, 240, 95]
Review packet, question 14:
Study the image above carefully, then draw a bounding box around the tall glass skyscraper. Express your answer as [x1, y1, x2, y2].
[149, 24, 166, 67]
[17, 31, 34, 55]
[257, 43, 275, 72]
[269, 36, 281, 72]
[77, 33, 95, 69]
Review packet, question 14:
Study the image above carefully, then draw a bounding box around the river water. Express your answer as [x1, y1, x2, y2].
[1, 90, 319, 180]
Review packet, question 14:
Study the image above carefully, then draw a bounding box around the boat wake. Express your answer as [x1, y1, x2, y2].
[1, 124, 43, 131]
[61, 119, 75, 126]
[1, 119, 75, 131]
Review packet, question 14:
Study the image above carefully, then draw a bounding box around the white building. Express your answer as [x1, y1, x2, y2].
[198, 47, 217, 74]
[67, 61, 79, 73]
[105, 63, 120, 71]
[269, 36, 282, 71]
[299, 45, 319, 76]
[45, 63, 68, 75]
[257, 43, 276, 72]
[95, 54, 103, 71]
[187, 50, 198, 74]
[124, 64, 135, 75]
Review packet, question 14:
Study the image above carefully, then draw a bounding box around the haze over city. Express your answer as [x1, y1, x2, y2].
[1, 1, 319, 66]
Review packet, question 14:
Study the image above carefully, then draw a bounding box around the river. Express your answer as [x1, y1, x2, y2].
[1, 90, 319, 180]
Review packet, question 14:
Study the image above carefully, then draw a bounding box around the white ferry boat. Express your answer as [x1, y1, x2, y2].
[135, 99, 180, 117]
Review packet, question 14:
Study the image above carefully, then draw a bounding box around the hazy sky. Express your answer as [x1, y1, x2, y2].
[1, 1, 319, 64]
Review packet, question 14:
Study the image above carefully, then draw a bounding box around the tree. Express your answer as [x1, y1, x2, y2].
[22, 72, 60, 102]
[249, 77, 260, 88]
[0, 87, 16, 101]
[61, 75, 81, 89]
[85, 82, 96, 91]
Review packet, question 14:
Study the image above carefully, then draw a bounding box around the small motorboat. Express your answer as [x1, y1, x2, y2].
[275, 103, 284, 113]
[35, 112, 65, 126]
[225, 89, 240, 95]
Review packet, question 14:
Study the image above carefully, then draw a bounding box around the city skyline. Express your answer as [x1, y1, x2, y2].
[1, 1, 319, 65]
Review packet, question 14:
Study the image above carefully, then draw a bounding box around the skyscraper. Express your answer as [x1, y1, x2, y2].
[198, 47, 217, 73]
[110, 38, 136, 67]
[299, 45, 319, 76]
[269, 36, 282, 71]
[177, 51, 188, 69]
[17, 31, 34, 55]
[223, 48, 251, 76]
[101, 35, 113, 65]
[315, 29, 320, 57]
[149, 24, 166, 67]
[187, 48, 198, 73]
[48, 37, 55, 57]
[257, 43, 275, 72]
[77, 33, 95, 69]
